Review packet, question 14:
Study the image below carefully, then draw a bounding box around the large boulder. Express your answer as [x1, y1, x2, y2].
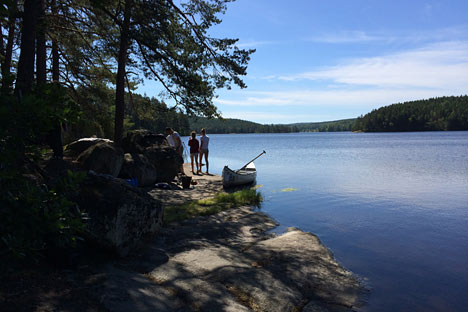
[121, 129, 166, 154]
[119, 153, 158, 187]
[76, 141, 124, 177]
[77, 171, 164, 256]
[122, 130, 182, 182]
[144, 145, 183, 182]
[64, 138, 113, 157]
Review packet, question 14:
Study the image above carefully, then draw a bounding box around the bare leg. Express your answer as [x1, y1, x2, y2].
[194, 154, 199, 173]
[204, 151, 209, 174]
[190, 154, 195, 173]
[199, 152, 203, 174]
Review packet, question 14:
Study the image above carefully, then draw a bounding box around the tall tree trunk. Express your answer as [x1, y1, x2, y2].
[1, 0, 18, 93]
[51, 41, 60, 82]
[36, 0, 46, 86]
[15, 0, 40, 97]
[51, 0, 59, 82]
[114, 0, 131, 145]
[46, 0, 63, 158]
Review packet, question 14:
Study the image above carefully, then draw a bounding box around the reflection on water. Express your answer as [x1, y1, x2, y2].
[185, 131, 468, 311]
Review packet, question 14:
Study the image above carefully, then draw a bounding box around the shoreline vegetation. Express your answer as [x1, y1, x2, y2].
[164, 189, 263, 225]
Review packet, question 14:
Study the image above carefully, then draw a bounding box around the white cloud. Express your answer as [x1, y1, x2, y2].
[216, 88, 459, 110]
[278, 41, 468, 90]
[220, 111, 332, 123]
[214, 40, 468, 123]
[305, 26, 468, 45]
[307, 31, 384, 43]
[216, 97, 290, 106]
[235, 40, 279, 48]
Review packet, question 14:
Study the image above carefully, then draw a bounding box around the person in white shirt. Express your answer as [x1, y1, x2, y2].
[199, 128, 210, 174]
[165, 127, 185, 175]
[166, 132, 175, 148]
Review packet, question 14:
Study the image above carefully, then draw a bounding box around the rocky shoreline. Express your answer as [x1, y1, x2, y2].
[1, 147, 365, 311]
[88, 170, 364, 311]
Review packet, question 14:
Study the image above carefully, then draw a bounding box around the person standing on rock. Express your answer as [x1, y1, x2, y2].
[188, 131, 200, 174]
[199, 128, 210, 174]
[165, 127, 185, 175]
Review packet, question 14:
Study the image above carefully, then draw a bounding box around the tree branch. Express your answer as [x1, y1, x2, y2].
[136, 40, 180, 105]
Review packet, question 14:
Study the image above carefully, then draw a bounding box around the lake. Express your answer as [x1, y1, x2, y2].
[183, 131, 468, 311]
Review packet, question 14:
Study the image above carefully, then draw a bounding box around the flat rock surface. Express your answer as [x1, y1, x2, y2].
[95, 203, 363, 311]
[147, 163, 223, 205]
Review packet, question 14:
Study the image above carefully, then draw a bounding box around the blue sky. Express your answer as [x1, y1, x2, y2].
[138, 0, 468, 124]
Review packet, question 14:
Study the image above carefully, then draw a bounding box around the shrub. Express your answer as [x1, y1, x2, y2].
[0, 87, 83, 264]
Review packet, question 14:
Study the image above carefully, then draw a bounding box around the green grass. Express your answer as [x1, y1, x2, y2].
[164, 189, 263, 225]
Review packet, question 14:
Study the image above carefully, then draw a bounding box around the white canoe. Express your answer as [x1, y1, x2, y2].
[222, 162, 257, 188]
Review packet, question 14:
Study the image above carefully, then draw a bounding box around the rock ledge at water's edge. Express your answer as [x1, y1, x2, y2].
[93, 169, 365, 312]
[1, 164, 365, 311]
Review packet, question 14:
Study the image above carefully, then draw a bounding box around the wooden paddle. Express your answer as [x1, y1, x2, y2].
[240, 150, 266, 170]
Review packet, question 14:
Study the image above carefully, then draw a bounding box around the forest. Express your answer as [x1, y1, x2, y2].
[353, 96, 468, 132]
[0, 0, 253, 262]
[291, 118, 355, 132]
[189, 117, 298, 134]
[188, 117, 355, 134]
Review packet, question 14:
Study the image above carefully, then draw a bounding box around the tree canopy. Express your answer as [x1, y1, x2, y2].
[353, 96, 468, 132]
[1, 0, 254, 143]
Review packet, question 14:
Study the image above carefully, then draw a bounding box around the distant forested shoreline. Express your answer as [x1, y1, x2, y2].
[187, 96, 468, 134]
[188, 117, 355, 134]
[353, 96, 468, 132]
[140, 95, 468, 135]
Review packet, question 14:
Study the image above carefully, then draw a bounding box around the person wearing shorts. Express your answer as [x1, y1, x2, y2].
[188, 131, 200, 174]
[199, 128, 210, 174]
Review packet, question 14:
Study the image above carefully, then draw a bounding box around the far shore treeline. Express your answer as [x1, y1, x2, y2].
[188, 117, 356, 134]
[62, 94, 468, 137]
[55, 93, 468, 140]
[187, 96, 468, 134]
[352, 96, 468, 132]
[66, 94, 468, 138]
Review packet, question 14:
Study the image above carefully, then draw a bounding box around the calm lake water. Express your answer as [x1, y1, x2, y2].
[184, 131, 468, 311]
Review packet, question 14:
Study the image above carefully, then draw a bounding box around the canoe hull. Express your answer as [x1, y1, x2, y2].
[222, 163, 257, 188]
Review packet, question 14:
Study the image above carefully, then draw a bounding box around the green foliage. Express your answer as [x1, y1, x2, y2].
[353, 96, 468, 132]
[291, 118, 356, 132]
[189, 117, 355, 133]
[0, 84, 79, 159]
[127, 93, 191, 136]
[66, 83, 116, 141]
[89, 0, 254, 119]
[164, 189, 262, 225]
[0, 90, 84, 263]
[67, 84, 191, 140]
[0, 170, 87, 261]
[189, 117, 297, 133]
